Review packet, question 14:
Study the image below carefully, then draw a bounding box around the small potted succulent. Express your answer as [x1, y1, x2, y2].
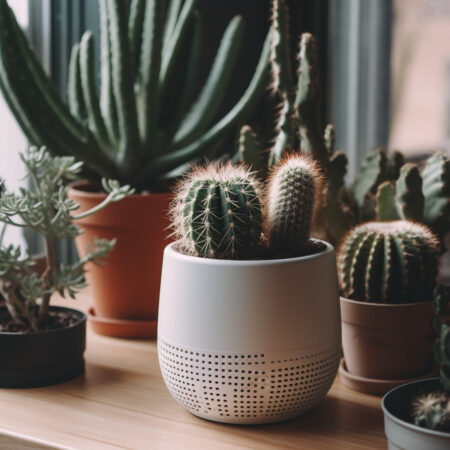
[0, 147, 132, 387]
[158, 154, 342, 425]
[382, 285, 450, 449]
[338, 220, 441, 395]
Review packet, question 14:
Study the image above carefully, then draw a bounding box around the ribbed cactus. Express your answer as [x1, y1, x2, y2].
[265, 154, 322, 256]
[434, 285, 450, 393]
[172, 163, 263, 259]
[413, 285, 450, 432]
[0, 0, 271, 191]
[338, 221, 440, 304]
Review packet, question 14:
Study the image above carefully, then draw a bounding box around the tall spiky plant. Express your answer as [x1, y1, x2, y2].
[0, 0, 272, 191]
[265, 153, 322, 256]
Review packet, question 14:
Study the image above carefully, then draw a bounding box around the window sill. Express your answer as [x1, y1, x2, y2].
[0, 290, 386, 449]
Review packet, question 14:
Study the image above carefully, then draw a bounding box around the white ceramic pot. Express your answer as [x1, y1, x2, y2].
[383, 379, 450, 449]
[157, 241, 341, 424]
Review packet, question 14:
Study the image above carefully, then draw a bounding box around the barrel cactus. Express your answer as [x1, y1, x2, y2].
[338, 221, 440, 304]
[412, 285, 450, 432]
[171, 163, 263, 259]
[0, 0, 271, 191]
[265, 153, 322, 256]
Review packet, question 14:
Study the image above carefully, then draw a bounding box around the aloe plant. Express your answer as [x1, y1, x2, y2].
[0, 0, 271, 191]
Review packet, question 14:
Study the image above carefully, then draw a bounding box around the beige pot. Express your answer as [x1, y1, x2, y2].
[340, 297, 435, 382]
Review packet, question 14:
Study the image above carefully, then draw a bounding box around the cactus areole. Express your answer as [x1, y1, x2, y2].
[0, 0, 271, 191]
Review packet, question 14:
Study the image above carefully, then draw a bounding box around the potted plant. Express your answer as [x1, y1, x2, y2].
[0, 147, 132, 387]
[158, 154, 342, 424]
[382, 285, 450, 449]
[337, 220, 441, 395]
[0, 0, 271, 337]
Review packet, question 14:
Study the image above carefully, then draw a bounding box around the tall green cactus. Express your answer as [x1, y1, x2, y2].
[172, 163, 263, 259]
[413, 285, 450, 432]
[338, 221, 440, 304]
[265, 154, 322, 256]
[0, 0, 272, 191]
[434, 285, 450, 393]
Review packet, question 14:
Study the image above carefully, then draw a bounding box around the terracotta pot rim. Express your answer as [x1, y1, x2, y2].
[0, 306, 86, 337]
[167, 239, 334, 267]
[68, 180, 172, 200]
[382, 378, 450, 438]
[340, 296, 432, 309]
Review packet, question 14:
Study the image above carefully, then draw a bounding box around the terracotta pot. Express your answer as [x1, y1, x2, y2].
[340, 297, 435, 389]
[0, 306, 86, 388]
[68, 181, 171, 338]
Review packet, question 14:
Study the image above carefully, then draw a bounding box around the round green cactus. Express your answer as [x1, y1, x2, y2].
[265, 153, 322, 256]
[172, 163, 263, 259]
[338, 221, 440, 303]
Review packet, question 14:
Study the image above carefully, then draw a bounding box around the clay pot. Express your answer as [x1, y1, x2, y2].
[340, 297, 436, 394]
[68, 181, 171, 338]
[0, 306, 86, 388]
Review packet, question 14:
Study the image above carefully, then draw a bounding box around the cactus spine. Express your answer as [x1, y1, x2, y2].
[413, 285, 450, 432]
[266, 154, 322, 256]
[338, 221, 440, 304]
[172, 164, 263, 259]
[0, 0, 272, 190]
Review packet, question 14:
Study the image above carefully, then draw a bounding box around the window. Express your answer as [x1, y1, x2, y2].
[390, 0, 450, 160]
[0, 0, 29, 248]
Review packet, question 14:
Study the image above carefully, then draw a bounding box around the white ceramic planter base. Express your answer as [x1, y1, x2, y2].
[159, 339, 340, 424]
[158, 241, 341, 424]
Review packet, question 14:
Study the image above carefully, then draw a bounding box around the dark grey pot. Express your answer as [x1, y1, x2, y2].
[0, 306, 86, 388]
[382, 378, 450, 450]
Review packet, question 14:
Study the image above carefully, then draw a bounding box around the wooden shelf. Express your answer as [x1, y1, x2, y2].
[0, 291, 387, 449]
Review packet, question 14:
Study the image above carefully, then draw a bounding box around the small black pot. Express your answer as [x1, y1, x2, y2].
[382, 378, 450, 449]
[0, 306, 86, 388]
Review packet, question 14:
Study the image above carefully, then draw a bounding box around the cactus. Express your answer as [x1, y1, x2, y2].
[338, 221, 440, 304]
[387, 150, 405, 180]
[412, 285, 450, 432]
[413, 393, 450, 431]
[265, 154, 322, 256]
[237, 125, 267, 175]
[434, 285, 450, 393]
[395, 163, 424, 222]
[0, 0, 272, 191]
[422, 153, 450, 237]
[351, 148, 388, 210]
[171, 163, 263, 259]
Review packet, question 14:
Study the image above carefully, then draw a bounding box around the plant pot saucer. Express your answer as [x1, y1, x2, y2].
[88, 308, 157, 339]
[339, 358, 437, 396]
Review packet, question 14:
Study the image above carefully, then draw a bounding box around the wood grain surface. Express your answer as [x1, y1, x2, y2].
[0, 291, 387, 449]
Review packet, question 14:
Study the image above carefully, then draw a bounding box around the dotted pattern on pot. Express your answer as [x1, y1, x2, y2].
[158, 339, 340, 424]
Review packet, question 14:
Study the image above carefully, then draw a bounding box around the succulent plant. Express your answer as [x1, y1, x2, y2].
[413, 393, 450, 432]
[171, 163, 263, 259]
[0, 0, 271, 191]
[265, 153, 322, 256]
[433, 285, 450, 393]
[0, 147, 133, 331]
[338, 221, 440, 304]
[412, 285, 450, 431]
